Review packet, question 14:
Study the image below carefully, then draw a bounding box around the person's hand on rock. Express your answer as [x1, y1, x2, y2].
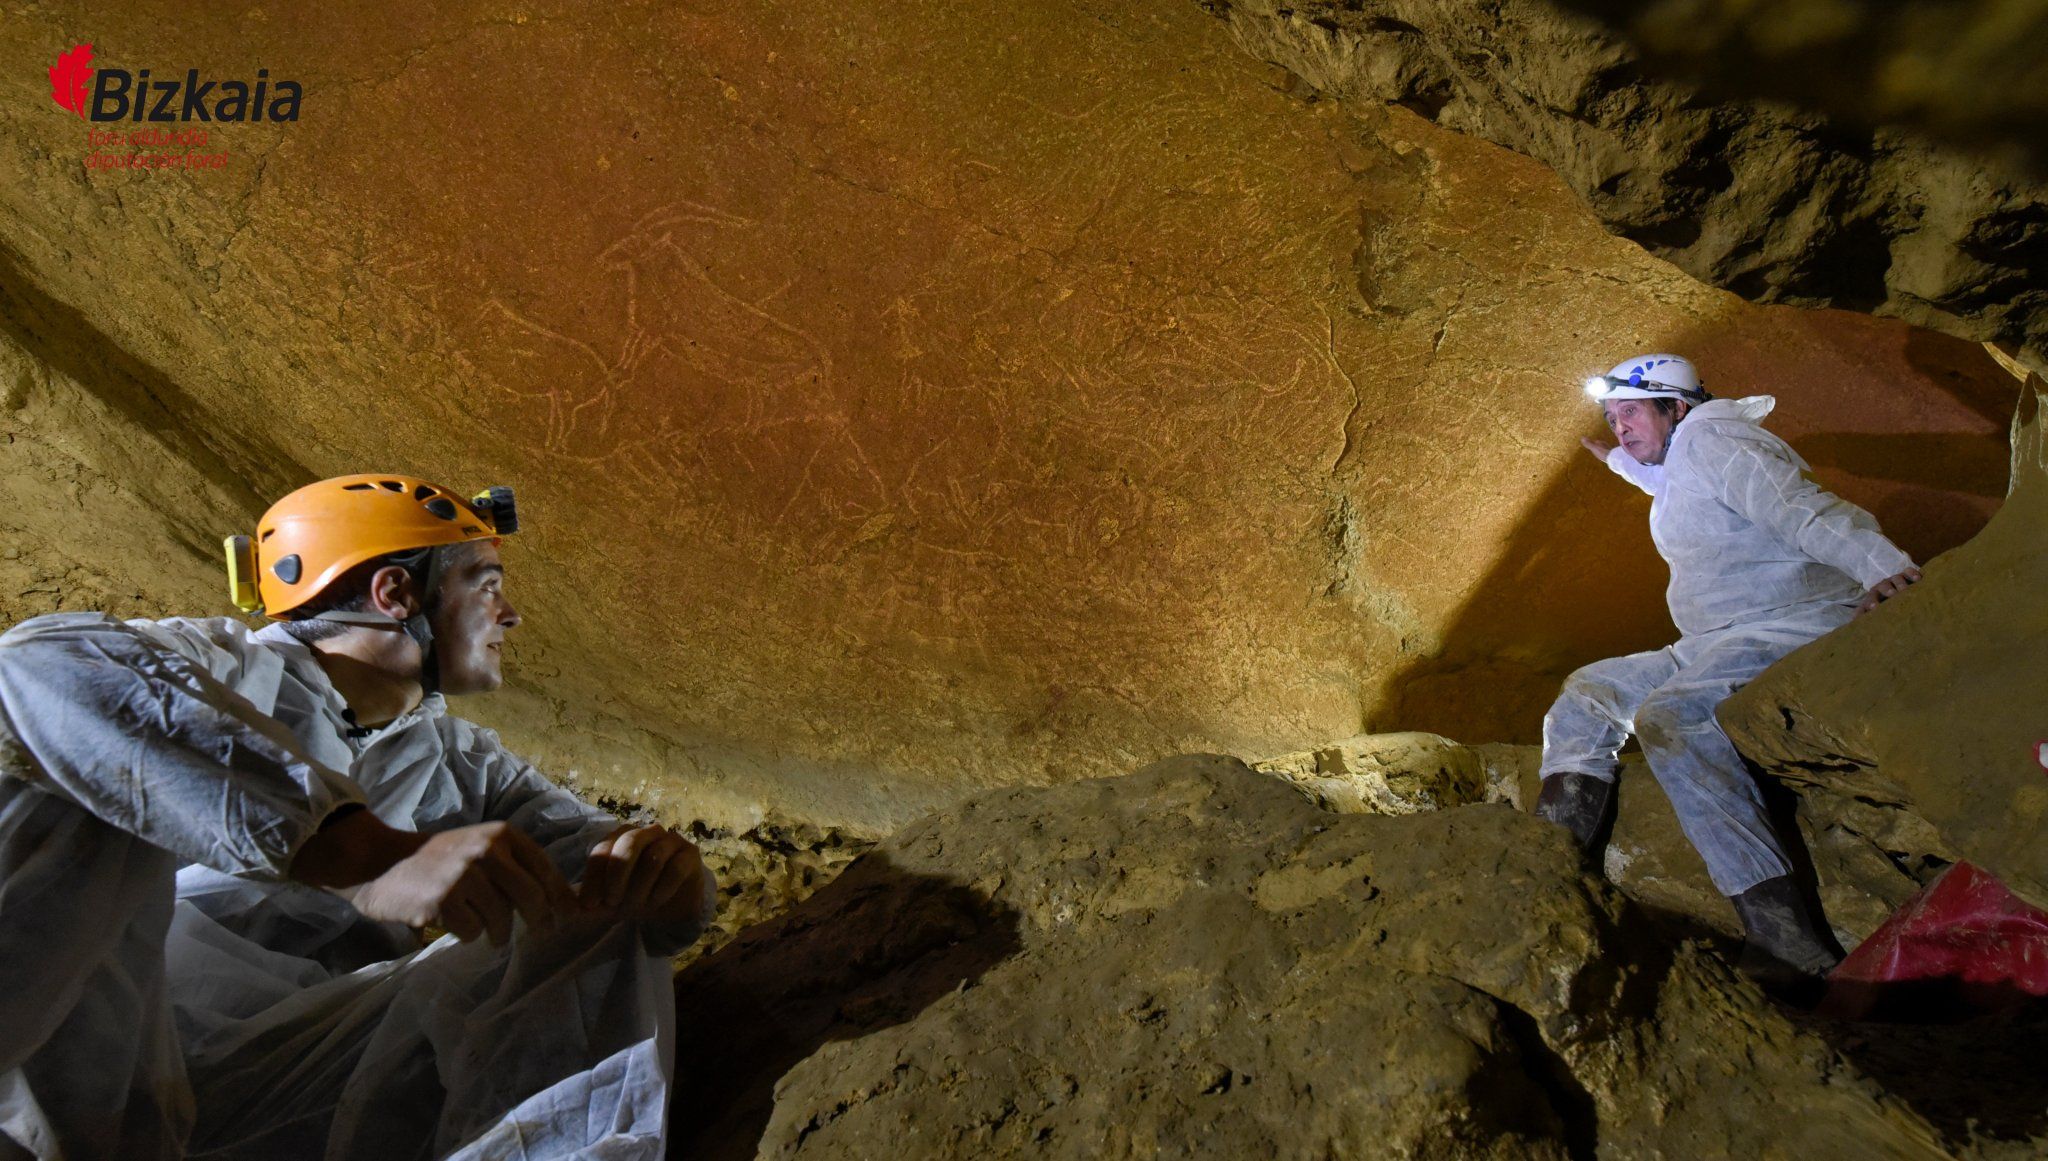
[1580, 436, 1614, 462]
[1854, 567, 1922, 617]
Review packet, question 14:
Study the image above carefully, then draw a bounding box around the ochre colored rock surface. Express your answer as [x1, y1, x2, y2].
[0, 0, 2014, 835]
[1205, 0, 2048, 374]
[674, 756, 1956, 1158]
[1723, 372, 2048, 910]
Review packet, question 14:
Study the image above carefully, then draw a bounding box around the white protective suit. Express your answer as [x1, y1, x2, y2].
[0, 612, 713, 1160]
[1541, 397, 1914, 895]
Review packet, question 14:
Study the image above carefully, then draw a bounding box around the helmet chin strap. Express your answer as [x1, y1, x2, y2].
[308, 546, 449, 696]
[402, 611, 441, 697]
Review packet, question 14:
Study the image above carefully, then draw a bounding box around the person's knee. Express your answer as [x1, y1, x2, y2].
[1553, 662, 1623, 717]
[1633, 689, 1714, 754]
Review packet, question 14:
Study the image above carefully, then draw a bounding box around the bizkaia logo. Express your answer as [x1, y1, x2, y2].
[48, 43, 302, 123]
[49, 43, 300, 173]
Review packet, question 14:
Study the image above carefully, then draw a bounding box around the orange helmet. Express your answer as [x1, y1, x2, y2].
[224, 474, 518, 619]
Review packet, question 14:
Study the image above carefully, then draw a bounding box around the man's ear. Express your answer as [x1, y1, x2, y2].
[366, 565, 421, 619]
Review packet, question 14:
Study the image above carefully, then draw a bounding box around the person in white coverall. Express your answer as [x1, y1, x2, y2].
[0, 475, 715, 1160]
[1537, 355, 1921, 980]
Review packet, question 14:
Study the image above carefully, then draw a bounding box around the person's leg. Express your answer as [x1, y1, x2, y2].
[1537, 648, 1679, 850]
[1633, 606, 1851, 976]
[1539, 648, 1681, 782]
[179, 917, 673, 1161]
[0, 782, 191, 1161]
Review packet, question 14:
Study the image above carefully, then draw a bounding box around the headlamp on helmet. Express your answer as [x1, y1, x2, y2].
[1581, 353, 1710, 405]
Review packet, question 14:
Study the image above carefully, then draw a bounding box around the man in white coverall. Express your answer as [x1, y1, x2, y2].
[1538, 355, 1921, 980]
[0, 474, 714, 1160]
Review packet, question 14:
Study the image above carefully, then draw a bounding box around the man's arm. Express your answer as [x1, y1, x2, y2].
[0, 613, 364, 878]
[1708, 437, 1917, 594]
[291, 808, 576, 945]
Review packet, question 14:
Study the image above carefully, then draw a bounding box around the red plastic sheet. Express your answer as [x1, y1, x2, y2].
[1824, 862, 2048, 1019]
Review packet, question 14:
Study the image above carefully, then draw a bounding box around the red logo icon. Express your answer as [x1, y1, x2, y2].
[49, 43, 93, 117]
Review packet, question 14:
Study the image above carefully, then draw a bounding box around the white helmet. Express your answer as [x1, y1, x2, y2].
[1582, 354, 1710, 404]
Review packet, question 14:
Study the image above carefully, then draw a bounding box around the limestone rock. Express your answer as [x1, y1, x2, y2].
[1251, 729, 1490, 813]
[1202, 0, 2048, 375]
[1723, 373, 2048, 909]
[675, 755, 1950, 1158]
[1249, 734, 1736, 934]
[687, 818, 875, 966]
[570, 784, 877, 966]
[1554, 0, 2048, 175]
[0, 0, 2013, 833]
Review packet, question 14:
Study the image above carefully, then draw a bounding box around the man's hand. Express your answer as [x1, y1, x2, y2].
[1580, 436, 1614, 463]
[1855, 567, 1922, 617]
[578, 825, 707, 926]
[348, 821, 576, 945]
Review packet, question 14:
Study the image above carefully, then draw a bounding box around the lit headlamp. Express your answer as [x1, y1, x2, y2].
[1581, 374, 1708, 404]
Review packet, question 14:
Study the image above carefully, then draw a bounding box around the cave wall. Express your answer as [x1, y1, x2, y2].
[0, 0, 2014, 833]
[1554, 0, 2048, 175]
[1204, 0, 2048, 377]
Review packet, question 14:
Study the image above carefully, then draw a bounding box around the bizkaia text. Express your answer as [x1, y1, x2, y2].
[90, 68, 301, 122]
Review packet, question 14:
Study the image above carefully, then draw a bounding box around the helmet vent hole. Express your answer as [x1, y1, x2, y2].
[272, 554, 303, 584]
[259, 528, 275, 541]
[424, 498, 459, 521]
[379, 480, 405, 492]
[413, 485, 435, 500]
[343, 483, 374, 491]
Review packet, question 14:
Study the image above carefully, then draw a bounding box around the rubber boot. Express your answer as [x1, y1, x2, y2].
[1730, 875, 1843, 996]
[1534, 772, 1615, 856]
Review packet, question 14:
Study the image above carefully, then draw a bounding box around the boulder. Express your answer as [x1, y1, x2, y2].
[1723, 373, 2048, 910]
[1251, 730, 1493, 814]
[1256, 732, 1933, 946]
[674, 755, 1952, 1158]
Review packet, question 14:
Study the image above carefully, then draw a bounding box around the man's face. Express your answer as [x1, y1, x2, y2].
[1603, 399, 1684, 465]
[429, 542, 519, 696]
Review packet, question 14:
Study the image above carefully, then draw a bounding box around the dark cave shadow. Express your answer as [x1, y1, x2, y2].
[667, 853, 1023, 1160]
[1622, 863, 2048, 1145]
[1626, 898, 1734, 952]
[1751, 759, 2048, 1143]
[0, 245, 304, 561]
[1788, 992, 2048, 1144]
[1901, 325, 2028, 429]
[1794, 432, 2011, 498]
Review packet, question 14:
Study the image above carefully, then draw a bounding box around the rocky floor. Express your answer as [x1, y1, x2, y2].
[668, 753, 2047, 1159]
